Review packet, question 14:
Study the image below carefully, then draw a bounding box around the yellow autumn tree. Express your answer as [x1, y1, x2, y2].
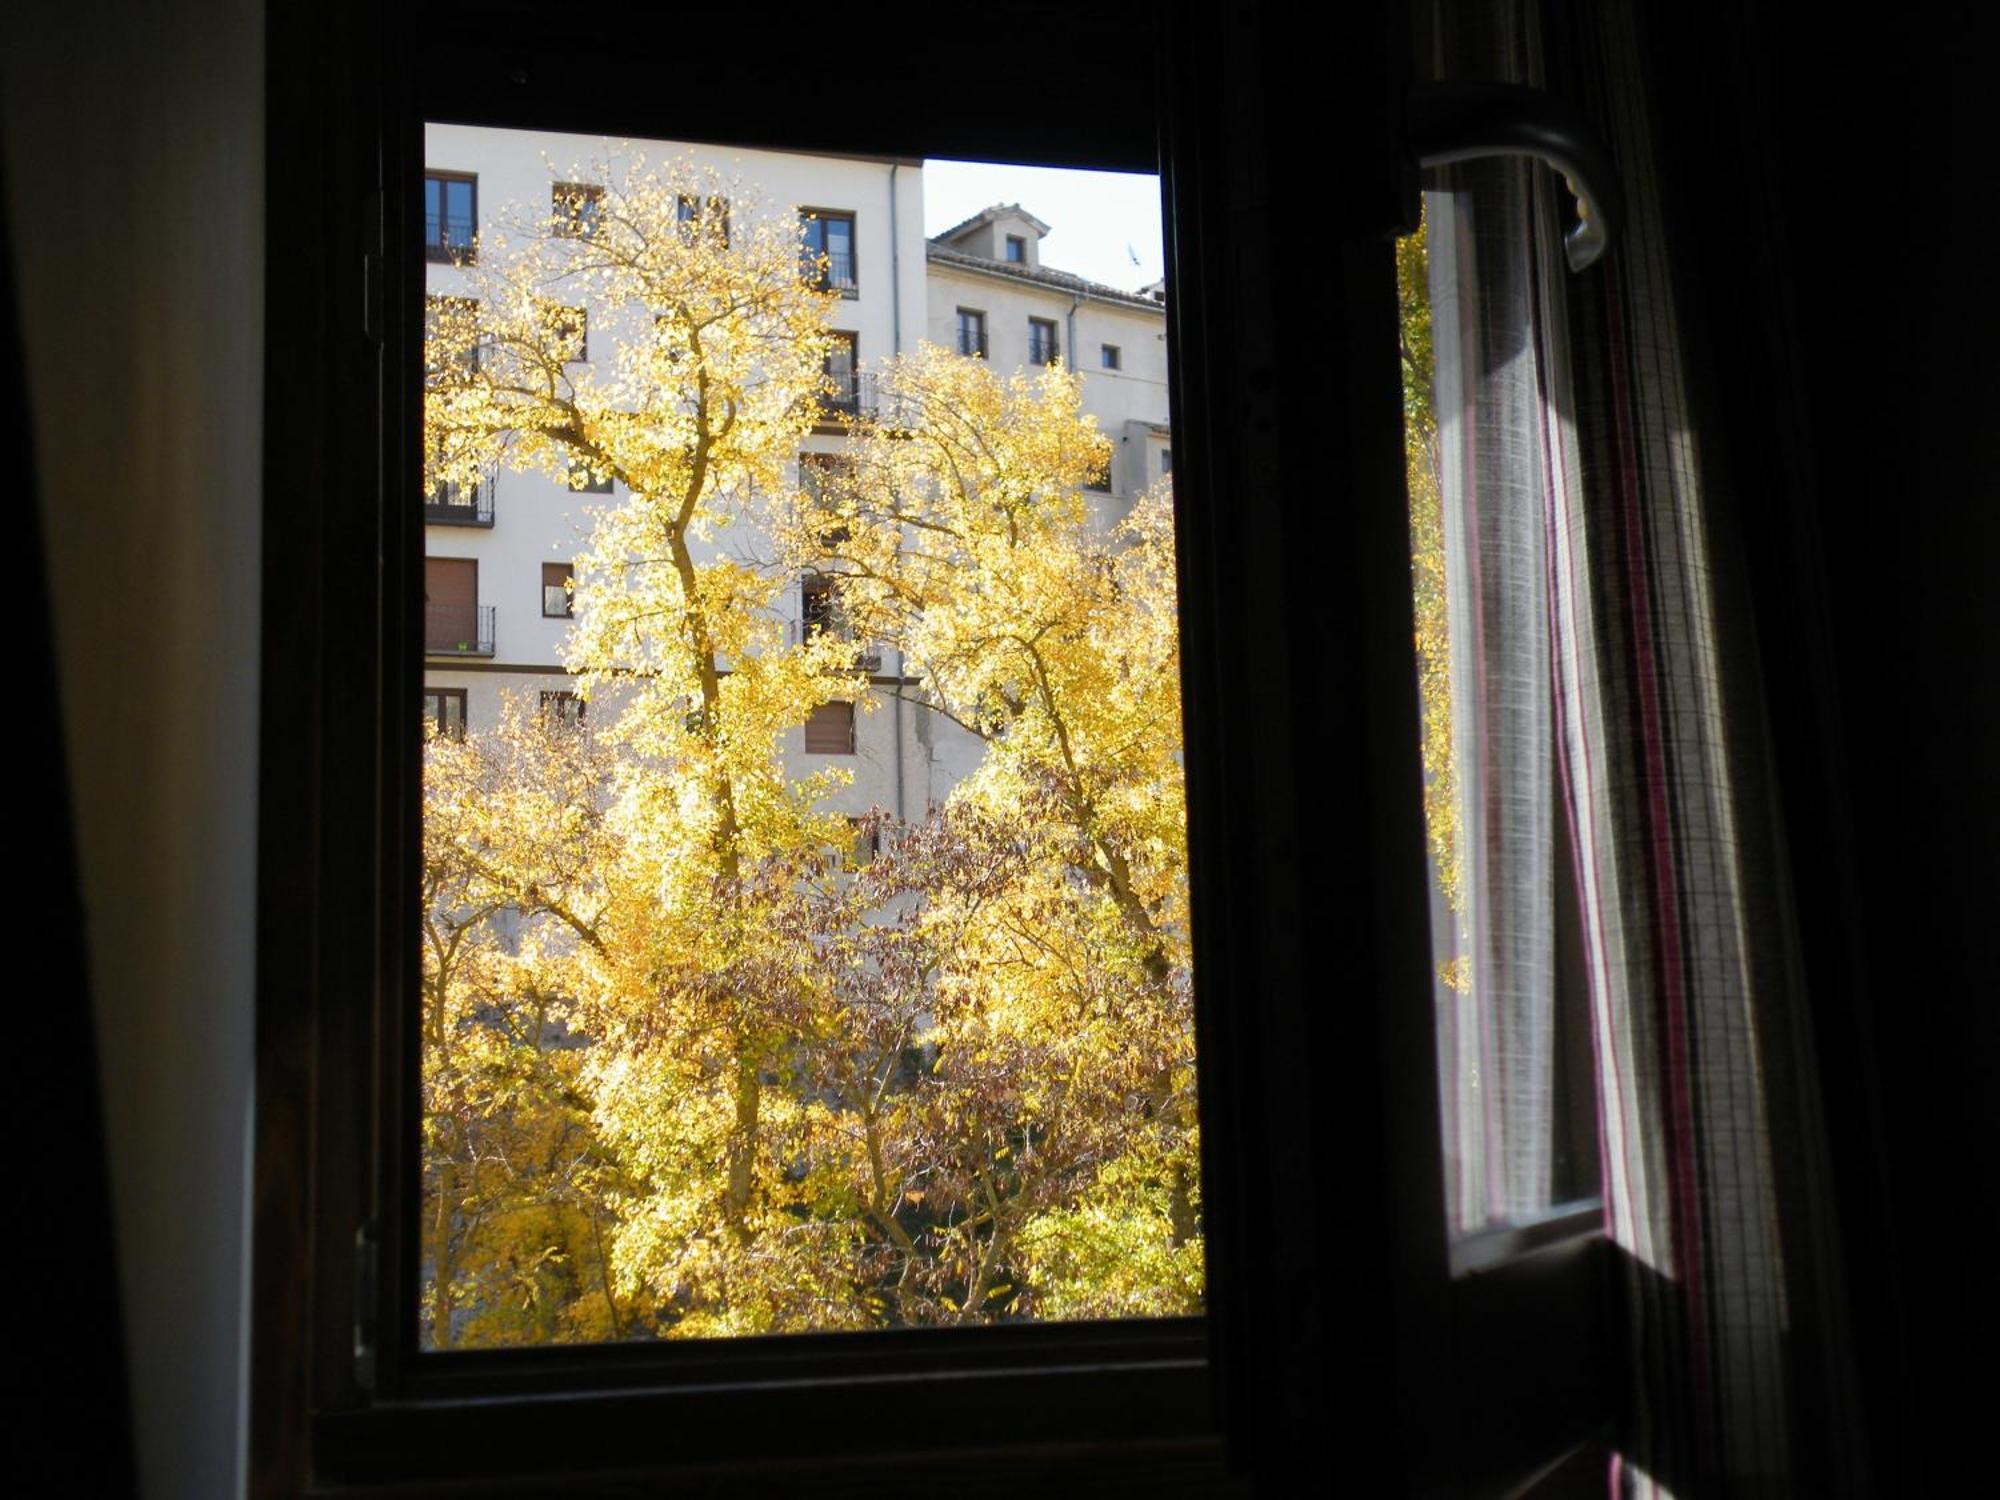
[425, 158, 889, 1336]
[420, 704, 642, 1347]
[786, 346, 1201, 1320]
[1398, 214, 1468, 995]
[423, 162, 1201, 1338]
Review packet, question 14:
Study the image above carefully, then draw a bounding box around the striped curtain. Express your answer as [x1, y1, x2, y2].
[1425, 0, 1867, 1492]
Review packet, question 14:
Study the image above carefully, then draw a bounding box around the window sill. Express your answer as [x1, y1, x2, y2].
[313, 1320, 1218, 1493]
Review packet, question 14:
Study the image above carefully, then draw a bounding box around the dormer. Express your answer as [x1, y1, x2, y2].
[932, 203, 1053, 269]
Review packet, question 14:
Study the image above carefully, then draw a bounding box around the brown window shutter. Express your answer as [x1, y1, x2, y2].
[803, 700, 855, 755]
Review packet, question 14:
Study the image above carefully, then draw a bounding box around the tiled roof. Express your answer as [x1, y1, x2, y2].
[924, 243, 1166, 312]
[932, 202, 1052, 243]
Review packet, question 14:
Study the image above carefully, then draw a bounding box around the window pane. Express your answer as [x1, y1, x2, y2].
[1400, 193, 1600, 1238]
[420, 128, 1194, 1345]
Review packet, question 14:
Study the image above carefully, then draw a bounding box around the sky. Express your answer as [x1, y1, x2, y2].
[922, 160, 1164, 294]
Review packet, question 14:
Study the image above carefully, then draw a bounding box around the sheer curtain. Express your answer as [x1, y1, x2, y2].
[1421, 0, 1866, 1492]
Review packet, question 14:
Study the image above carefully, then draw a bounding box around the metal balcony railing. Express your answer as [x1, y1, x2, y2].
[957, 328, 989, 358]
[424, 213, 476, 263]
[425, 603, 495, 657]
[820, 368, 877, 422]
[792, 617, 882, 674]
[424, 475, 495, 526]
[820, 249, 857, 293]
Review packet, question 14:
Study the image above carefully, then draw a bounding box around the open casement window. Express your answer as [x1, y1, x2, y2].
[251, 4, 1631, 1496]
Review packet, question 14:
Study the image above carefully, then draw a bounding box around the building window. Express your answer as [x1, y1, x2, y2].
[542, 562, 573, 618]
[1161, 447, 1172, 475]
[551, 181, 604, 239]
[422, 687, 467, 740]
[540, 691, 587, 728]
[424, 556, 492, 656]
[1028, 317, 1059, 366]
[803, 699, 855, 755]
[1101, 344, 1121, 370]
[569, 459, 613, 494]
[547, 303, 587, 362]
[1005, 233, 1026, 263]
[844, 816, 879, 870]
[676, 193, 730, 246]
[799, 210, 857, 294]
[424, 294, 483, 379]
[424, 471, 494, 526]
[955, 307, 988, 358]
[823, 331, 860, 415]
[800, 571, 836, 640]
[424, 171, 477, 263]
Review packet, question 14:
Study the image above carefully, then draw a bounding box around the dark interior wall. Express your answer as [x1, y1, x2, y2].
[1642, 4, 1995, 1490]
[0, 1, 264, 1495]
[1, 0, 1989, 1494]
[1775, 15, 1993, 1491]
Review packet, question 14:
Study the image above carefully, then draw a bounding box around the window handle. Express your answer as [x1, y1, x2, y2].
[1407, 82, 1624, 271]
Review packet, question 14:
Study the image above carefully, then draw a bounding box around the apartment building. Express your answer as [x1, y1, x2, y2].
[926, 203, 1173, 512]
[420, 128, 1171, 826]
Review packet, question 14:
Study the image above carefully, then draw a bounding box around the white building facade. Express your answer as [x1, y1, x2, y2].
[421, 128, 1170, 828]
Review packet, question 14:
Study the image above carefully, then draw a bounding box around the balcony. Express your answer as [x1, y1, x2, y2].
[817, 368, 878, 427]
[425, 603, 495, 657]
[809, 248, 857, 295]
[792, 614, 882, 675]
[425, 475, 495, 527]
[424, 213, 476, 265]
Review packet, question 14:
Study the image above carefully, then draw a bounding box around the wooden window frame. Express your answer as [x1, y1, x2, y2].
[1027, 315, 1058, 366]
[821, 329, 860, 419]
[550, 180, 604, 239]
[539, 690, 586, 728]
[955, 306, 988, 358]
[546, 301, 587, 362]
[541, 561, 572, 619]
[1004, 233, 1026, 263]
[255, 6, 1613, 1497]
[676, 192, 731, 247]
[421, 687, 467, 740]
[798, 207, 858, 296]
[422, 169, 477, 264]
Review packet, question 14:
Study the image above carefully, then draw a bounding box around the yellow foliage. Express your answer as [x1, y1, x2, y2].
[422, 160, 1199, 1341]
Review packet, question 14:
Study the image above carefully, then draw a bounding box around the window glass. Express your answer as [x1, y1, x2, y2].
[1028, 316, 1058, 365]
[425, 172, 477, 262]
[1399, 199, 1600, 1238]
[419, 128, 1193, 1347]
[423, 687, 468, 739]
[542, 562, 573, 618]
[823, 330, 859, 414]
[955, 307, 987, 357]
[552, 181, 604, 239]
[799, 210, 856, 293]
